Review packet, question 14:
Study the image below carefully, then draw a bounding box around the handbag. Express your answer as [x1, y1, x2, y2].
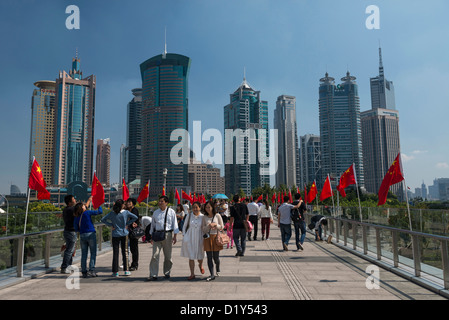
[152, 207, 168, 242]
[215, 229, 230, 246]
[130, 226, 145, 239]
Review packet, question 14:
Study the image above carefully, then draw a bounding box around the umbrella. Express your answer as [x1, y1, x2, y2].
[212, 194, 228, 200]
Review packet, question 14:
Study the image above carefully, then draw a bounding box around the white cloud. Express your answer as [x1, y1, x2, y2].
[412, 150, 428, 154]
[401, 154, 415, 163]
[436, 162, 449, 169]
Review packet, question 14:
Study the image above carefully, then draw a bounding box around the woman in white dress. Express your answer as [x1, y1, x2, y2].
[180, 201, 205, 280]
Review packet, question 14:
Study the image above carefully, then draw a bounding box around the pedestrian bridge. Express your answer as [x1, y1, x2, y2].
[0, 213, 447, 303]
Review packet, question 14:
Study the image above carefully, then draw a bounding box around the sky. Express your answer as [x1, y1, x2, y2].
[1, 0, 449, 196]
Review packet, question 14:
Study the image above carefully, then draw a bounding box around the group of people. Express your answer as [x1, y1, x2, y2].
[60, 192, 329, 281]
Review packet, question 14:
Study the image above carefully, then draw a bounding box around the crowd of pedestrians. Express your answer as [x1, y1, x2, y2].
[60, 192, 330, 280]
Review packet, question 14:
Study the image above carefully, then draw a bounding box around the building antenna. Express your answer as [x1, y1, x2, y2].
[163, 27, 167, 58]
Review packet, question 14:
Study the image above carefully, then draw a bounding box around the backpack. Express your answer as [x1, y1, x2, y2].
[290, 201, 303, 222]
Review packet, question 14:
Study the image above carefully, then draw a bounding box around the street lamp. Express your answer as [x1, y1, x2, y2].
[163, 168, 168, 191]
[0, 193, 9, 236]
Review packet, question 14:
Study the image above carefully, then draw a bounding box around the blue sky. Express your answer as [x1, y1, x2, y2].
[1, 0, 449, 196]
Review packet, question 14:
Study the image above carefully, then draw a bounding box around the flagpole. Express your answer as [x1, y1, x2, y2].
[21, 156, 34, 277]
[329, 174, 335, 217]
[403, 180, 413, 232]
[336, 173, 340, 218]
[352, 163, 363, 222]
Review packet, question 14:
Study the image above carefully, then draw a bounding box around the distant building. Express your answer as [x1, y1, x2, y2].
[361, 47, 402, 198]
[188, 157, 225, 196]
[29, 80, 56, 185]
[126, 88, 143, 183]
[53, 54, 96, 186]
[437, 178, 449, 201]
[224, 76, 269, 196]
[274, 95, 300, 188]
[96, 138, 111, 186]
[140, 52, 191, 196]
[319, 71, 364, 189]
[300, 134, 322, 188]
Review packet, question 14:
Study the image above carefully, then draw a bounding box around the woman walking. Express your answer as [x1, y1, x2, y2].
[180, 201, 205, 280]
[259, 199, 273, 240]
[101, 199, 138, 277]
[202, 201, 224, 281]
[73, 197, 102, 278]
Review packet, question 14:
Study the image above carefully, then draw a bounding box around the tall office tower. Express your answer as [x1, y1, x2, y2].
[300, 134, 322, 188]
[96, 138, 111, 185]
[319, 71, 364, 188]
[274, 95, 300, 188]
[361, 47, 401, 197]
[126, 88, 143, 183]
[119, 144, 127, 184]
[29, 80, 56, 184]
[140, 52, 190, 196]
[421, 181, 427, 199]
[54, 54, 96, 185]
[224, 76, 270, 196]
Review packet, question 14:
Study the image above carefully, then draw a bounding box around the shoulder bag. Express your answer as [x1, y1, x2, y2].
[152, 207, 168, 242]
[214, 215, 230, 246]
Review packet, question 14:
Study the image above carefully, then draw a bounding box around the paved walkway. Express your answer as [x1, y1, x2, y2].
[0, 222, 446, 301]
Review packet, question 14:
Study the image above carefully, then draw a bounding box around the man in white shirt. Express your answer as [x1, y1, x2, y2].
[246, 199, 260, 241]
[147, 196, 179, 281]
[277, 196, 302, 251]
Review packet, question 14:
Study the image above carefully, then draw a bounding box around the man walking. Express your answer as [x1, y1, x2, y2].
[291, 193, 307, 251]
[229, 195, 249, 257]
[126, 198, 140, 271]
[247, 198, 260, 241]
[277, 195, 302, 251]
[147, 196, 179, 281]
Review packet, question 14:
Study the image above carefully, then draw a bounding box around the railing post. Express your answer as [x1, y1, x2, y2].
[352, 222, 357, 250]
[336, 219, 340, 243]
[411, 234, 421, 277]
[376, 228, 381, 260]
[440, 239, 449, 290]
[97, 225, 103, 251]
[362, 225, 368, 255]
[392, 230, 399, 268]
[17, 237, 24, 277]
[343, 221, 348, 246]
[44, 233, 51, 268]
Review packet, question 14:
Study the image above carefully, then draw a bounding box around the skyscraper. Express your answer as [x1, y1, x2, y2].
[361, 47, 401, 197]
[224, 76, 269, 196]
[96, 138, 111, 185]
[140, 52, 190, 196]
[125, 88, 143, 183]
[29, 80, 56, 185]
[319, 71, 364, 188]
[54, 54, 96, 186]
[300, 134, 322, 188]
[274, 95, 299, 188]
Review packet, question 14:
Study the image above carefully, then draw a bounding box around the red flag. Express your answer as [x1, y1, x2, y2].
[277, 192, 280, 203]
[256, 194, 263, 202]
[337, 164, 357, 198]
[272, 192, 276, 204]
[162, 186, 166, 196]
[137, 180, 150, 203]
[320, 175, 333, 201]
[91, 173, 105, 209]
[122, 178, 129, 200]
[28, 158, 50, 200]
[182, 190, 193, 204]
[304, 184, 308, 205]
[175, 189, 181, 205]
[288, 190, 292, 203]
[308, 181, 317, 203]
[377, 153, 404, 206]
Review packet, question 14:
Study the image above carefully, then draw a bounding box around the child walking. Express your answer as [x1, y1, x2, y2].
[224, 221, 234, 249]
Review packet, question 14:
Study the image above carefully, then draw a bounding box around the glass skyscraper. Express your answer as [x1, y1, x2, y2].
[362, 47, 402, 197]
[54, 55, 96, 186]
[274, 95, 300, 188]
[29, 80, 56, 185]
[224, 77, 269, 196]
[140, 53, 190, 196]
[319, 71, 364, 188]
[125, 88, 143, 183]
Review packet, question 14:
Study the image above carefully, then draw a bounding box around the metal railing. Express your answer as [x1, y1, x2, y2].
[0, 223, 106, 278]
[304, 212, 449, 291]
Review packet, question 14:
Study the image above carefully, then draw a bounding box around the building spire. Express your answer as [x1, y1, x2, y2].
[379, 45, 384, 77]
[163, 27, 167, 58]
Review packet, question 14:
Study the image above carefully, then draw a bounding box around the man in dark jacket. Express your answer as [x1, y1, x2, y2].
[229, 195, 249, 257]
[126, 198, 140, 271]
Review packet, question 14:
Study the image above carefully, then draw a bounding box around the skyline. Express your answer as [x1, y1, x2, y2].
[1, 0, 449, 196]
